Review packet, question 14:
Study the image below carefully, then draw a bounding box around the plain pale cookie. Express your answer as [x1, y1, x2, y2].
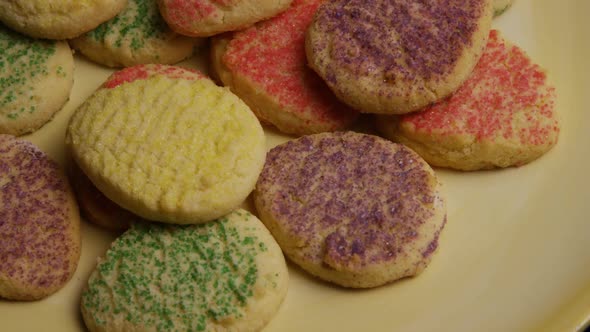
[253, 131, 446, 288]
[0, 135, 81, 300]
[0, 25, 74, 136]
[376, 30, 560, 171]
[305, 0, 493, 114]
[70, 0, 200, 68]
[81, 209, 288, 332]
[66, 64, 266, 224]
[211, 0, 358, 136]
[158, 0, 293, 37]
[69, 159, 133, 231]
[0, 0, 128, 40]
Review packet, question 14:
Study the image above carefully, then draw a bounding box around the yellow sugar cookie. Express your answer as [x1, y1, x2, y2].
[0, 0, 128, 40]
[66, 65, 266, 224]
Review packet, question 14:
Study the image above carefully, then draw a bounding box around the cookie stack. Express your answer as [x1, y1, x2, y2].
[301, 0, 557, 171]
[65, 64, 289, 331]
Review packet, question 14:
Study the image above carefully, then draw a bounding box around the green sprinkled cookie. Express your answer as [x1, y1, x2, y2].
[70, 0, 201, 68]
[493, 0, 515, 16]
[0, 25, 74, 136]
[81, 209, 289, 332]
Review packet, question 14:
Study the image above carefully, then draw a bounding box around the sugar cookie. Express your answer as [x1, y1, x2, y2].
[158, 0, 292, 37]
[254, 131, 446, 288]
[66, 64, 266, 224]
[69, 160, 133, 231]
[305, 0, 493, 114]
[0, 135, 80, 300]
[211, 0, 358, 136]
[0, 0, 128, 40]
[376, 30, 560, 171]
[81, 209, 288, 332]
[70, 0, 200, 68]
[0, 25, 74, 136]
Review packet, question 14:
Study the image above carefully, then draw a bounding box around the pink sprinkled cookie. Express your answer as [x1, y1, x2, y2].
[305, 0, 493, 114]
[158, 0, 293, 37]
[100, 63, 204, 89]
[211, 0, 358, 136]
[0, 135, 80, 300]
[376, 30, 560, 171]
[253, 131, 446, 288]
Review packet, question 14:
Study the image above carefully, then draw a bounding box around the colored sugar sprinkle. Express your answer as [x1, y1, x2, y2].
[163, 0, 230, 28]
[82, 212, 264, 331]
[0, 25, 56, 119]
[223, 0, 356, 123]
[88, 0, 168, 51]
[402, 30, 558, 146]
[102, 64, 202, 89]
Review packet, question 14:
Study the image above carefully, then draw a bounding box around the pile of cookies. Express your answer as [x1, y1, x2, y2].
[0, 0, 560, 331]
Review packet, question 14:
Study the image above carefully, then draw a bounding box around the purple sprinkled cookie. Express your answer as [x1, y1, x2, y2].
[253, 131, 446, 288]
[305, 0, 493, 114]
[0, 135, 81, 300]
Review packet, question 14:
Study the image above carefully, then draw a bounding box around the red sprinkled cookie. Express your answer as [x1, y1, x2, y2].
[211, 0, 358, 135]
[305, 0, 493, 114]
[100, 63, 204, 89]
[158, 0, 293, 37]
[0, 135, 81, 300]
[376, 30, 560, 170]
[253, 131, 446, 288]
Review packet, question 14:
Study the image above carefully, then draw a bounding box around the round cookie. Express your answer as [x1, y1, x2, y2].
[81, 209, 289, 332]
[211, 0, 358, 136]
[0, 25, 74, 136]
[0, 135, 81, 300]
[253, 131, 447, 288]
[66, 64, 266, 224]
[158, 0, 293, 37]
[0, 0, 128, 40]
[493, 0, 514, 16]
[69, 160, 133, 231]
[70, 0, 200, 68]
[305, 0, 494, 114]
[376, 30, 560, 171]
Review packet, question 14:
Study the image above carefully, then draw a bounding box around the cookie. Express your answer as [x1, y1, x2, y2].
[66, 64, 266, 224]
[158, 0, 293, 37]
[493, 0, 514, 16]
[70, 0, 200, 68]
[69, 159, 133, 231]
[376, 30, 560, 171]
[210, 0, 358, 136]
[253, 131, 446, 288]
[0, 135, 81, 300]
[81, 209, 288, 332]
[305, 0, 493, 114]
[0, 0, 128, 40]
[0, 25, 74, 136]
